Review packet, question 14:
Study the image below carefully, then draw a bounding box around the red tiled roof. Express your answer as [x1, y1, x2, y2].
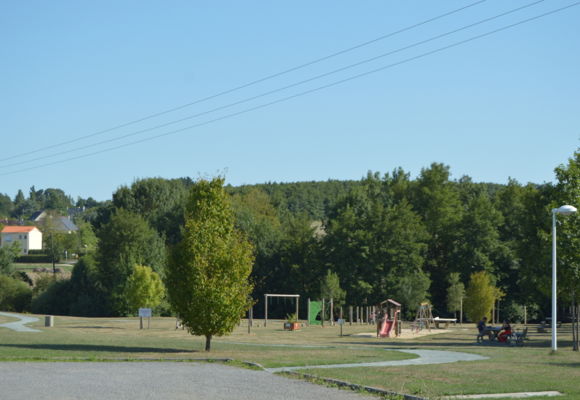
[1, 226, 38, 233]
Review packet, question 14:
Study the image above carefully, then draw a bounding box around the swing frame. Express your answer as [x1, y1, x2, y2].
[264, 294, 300, 327]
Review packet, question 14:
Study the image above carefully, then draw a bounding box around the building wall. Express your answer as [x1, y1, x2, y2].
[28, 229, 43, 251]
[0, 229, 43, 254]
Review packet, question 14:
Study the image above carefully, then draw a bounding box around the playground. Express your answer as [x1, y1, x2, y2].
[1, 311, 579, 399]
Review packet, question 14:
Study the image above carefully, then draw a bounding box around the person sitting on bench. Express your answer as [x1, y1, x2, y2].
[477, 317, 487, 342]
[498, 320, 512, 343]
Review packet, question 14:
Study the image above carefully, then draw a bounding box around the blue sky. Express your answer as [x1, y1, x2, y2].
[1, 1, 579, 201]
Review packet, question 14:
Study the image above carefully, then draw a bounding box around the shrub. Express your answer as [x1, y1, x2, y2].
[0, 275, 32, 312]
[31, 279, 72, 315]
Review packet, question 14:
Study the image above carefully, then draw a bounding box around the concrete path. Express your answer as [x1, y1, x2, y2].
[0, 362, 370, 400]
[265, 349, 488, 372]
[0, 312, 41, 333]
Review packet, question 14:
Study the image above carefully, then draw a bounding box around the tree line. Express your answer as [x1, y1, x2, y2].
[0, 150, 578, 333]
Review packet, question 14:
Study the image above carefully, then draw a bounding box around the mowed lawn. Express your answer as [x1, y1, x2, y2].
[299, 326, 580, 399]
[1, 314, 579, 399]
[0, 315, 413, 368]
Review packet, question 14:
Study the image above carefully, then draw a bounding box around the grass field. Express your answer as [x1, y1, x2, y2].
[1, 314, 579, 399]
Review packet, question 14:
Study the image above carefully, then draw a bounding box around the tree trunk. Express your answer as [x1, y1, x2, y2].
[205, 335, 212, 352]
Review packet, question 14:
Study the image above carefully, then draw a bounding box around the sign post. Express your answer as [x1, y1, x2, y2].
[338, 318, 345, 337]
[139, 308, 152, 329]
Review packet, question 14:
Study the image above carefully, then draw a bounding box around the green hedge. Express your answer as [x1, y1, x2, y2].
[16, 254, 53, 263]
[28, 249, 48, 255]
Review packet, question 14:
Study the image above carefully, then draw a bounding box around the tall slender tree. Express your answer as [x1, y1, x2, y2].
[166, 178, 254, 351]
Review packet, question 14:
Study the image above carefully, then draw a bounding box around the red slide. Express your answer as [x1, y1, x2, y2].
[379, 319, 393, 337]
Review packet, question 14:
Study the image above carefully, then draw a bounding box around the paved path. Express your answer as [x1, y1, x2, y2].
[0, 312, 41, 333]
[0, 362, 370, 400]
[265, 348, 488, 372]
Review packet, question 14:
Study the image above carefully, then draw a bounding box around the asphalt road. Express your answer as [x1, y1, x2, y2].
[0, 362, 370, 400]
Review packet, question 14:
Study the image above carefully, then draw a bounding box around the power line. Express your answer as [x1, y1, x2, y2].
[0, 0, 487, 163]
[2, 2, 577, 177]
[0, 0, 547, 170]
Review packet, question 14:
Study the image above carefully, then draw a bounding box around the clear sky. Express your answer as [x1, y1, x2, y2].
[1, 1, 579, 201]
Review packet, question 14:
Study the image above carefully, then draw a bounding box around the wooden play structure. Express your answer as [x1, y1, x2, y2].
[414, 302, 434, 332]
[377, 299, 401, 338]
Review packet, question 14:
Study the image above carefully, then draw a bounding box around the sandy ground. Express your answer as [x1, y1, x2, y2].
[351, 327, 452, 339]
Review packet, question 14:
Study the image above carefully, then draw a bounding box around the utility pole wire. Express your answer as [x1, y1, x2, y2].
[1, 1, 577, 177]
[0, 0, 546, 170]
[0, 1, 487, 163]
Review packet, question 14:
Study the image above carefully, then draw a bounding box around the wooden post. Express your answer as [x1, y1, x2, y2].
[349, 306, 353, 326]
[330, 298, 334, 326]
[296, 297, 300, 323]
[264, 294, 268, 327]
[340, 306, 343, 321]
[307, 298, 310, 326]
[321, 298, 325, 327]
[248, 306, 253, 334]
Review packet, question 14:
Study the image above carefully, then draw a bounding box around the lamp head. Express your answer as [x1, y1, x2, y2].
[554, 205, 578, 215]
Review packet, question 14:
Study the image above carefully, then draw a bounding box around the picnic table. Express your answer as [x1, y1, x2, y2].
[477, 326, 501, 342]
[433, 317, 457, 329]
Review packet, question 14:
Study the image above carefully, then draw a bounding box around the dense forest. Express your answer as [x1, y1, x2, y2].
[0, 149, 578, 325]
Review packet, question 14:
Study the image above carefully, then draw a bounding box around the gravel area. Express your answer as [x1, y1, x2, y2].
[0, 362, 371, 400]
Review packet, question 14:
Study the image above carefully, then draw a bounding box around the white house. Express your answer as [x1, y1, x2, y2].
[0, 226, 43, 255]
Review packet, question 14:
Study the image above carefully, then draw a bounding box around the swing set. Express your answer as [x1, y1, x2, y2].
[263, 294, 300, 327]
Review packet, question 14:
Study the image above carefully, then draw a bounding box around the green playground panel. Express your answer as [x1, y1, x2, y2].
[308, 300, 322, 325]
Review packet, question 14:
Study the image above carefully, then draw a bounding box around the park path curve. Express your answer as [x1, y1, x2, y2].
[265, 349, 488, 372]
[0, 312, 41, 332]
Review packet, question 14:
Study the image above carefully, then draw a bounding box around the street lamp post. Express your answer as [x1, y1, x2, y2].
[551, 204, 577, 352]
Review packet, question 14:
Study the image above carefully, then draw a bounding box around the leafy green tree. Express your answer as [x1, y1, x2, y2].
[124, 265, 165, 313]
[552, 149, 580, 350]
[320, 269, 346, 307]
[493, 180, 548, 306]
[77, 220, 98, 255]
[112, 178, 189, 244]
[41, 188, 73, 212]
[464, 271, 496, 323]
[0, 242, 21, 275]
[411, 163, 462, 311]
[323, 177, 429, 307]
[0, 193, 13, 217]
[391, 270, 431, 319]
[96, 208, 166, 315]
[453, 190, 510, 282]
[446, 272, 465, 319]
[68, 255, 108, 316]
[166, 178, 254, 351]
